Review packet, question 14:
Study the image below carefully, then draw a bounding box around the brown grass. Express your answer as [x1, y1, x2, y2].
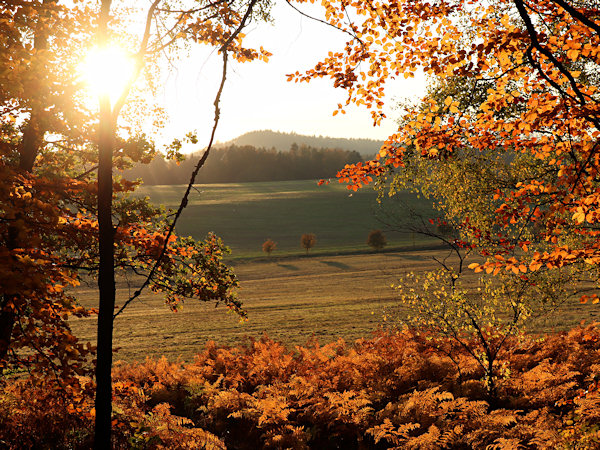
[69, 249, 595, 363]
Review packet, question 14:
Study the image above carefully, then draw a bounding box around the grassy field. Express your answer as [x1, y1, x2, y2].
[69, 250, 461, 362]
[69, 249, 597, 363]
[135, 180, 439, 259]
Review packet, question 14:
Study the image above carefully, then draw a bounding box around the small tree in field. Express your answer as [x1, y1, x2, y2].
[301, 233, 316, 254]
[262, 239, 277, 256]
[367, 230, 387, 251]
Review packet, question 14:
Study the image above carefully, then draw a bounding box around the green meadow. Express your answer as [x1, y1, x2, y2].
[135, 179, 439, 259]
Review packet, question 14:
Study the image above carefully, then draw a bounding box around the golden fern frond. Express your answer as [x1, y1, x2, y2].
[366, 418, 420, 445]
[481, 410, 519, 428]
[262, 425, 310, 449]
[438, 424, 464, 448]
[404, 424, 441, 450]
[485, 437, 523, 450]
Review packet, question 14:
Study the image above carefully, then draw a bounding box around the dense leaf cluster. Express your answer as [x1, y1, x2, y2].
[2, 326, 600, 448]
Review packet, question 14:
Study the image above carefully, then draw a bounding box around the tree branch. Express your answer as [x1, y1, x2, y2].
[514, 0, 599, 131]
[114, 0, 260, 319]
[111, 0, 162, 119]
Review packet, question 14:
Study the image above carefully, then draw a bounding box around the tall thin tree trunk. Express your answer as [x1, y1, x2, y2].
[94, 93, 115, 448]
[0, 212, 20, 366]
[0, 119, 43, 368]
[19, 0, 52, 172]
[94, 1, 116, 447]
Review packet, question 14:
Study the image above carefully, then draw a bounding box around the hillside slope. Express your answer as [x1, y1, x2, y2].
[220, 130, 382, 156]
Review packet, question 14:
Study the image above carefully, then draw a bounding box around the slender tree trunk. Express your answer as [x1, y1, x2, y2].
[94, 2, 115, 447]
[0, 231, 19, 366]
[19, 113, 44, 172]
[0, 221, 19, 365]
[18, 0, 52, 172]
[0, 118, 43, 367]
[487, 356, 497, 405]
[94, 93, 115, 448]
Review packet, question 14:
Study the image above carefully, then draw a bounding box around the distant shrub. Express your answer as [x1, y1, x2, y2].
[301, 233, 316, 254]
[367, 229, 387, 251]
[262, 239, 277, 256]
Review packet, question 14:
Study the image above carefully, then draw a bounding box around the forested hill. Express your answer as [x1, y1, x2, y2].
[124, 144, 363, 185]
[219, 130, 382, 157]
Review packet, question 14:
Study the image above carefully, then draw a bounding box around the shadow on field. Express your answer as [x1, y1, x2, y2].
[319, 260, 352, 270]
[386, 253, 428, 261]
[276, 262, 300, 271]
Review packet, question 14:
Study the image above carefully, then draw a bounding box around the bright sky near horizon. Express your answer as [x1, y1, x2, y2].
[155, 0, 427, 151]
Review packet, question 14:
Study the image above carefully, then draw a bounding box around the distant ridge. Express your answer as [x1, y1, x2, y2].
[219, 130, 382, 157]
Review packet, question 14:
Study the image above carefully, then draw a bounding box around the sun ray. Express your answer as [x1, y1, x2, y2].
[80, 46, 136, 107]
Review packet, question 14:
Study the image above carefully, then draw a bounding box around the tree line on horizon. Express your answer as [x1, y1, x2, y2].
[124, 144, 363, 184]
[225, 129, 381, 156]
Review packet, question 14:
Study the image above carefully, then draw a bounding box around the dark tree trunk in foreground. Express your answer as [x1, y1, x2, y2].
[94, 92, 116, 448]
[94, 1, 116, 447]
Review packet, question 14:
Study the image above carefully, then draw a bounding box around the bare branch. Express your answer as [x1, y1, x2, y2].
[111, 0, 162, 119]
[284, 0, 362, 43]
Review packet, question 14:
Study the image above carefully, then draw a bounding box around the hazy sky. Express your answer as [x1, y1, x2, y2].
[155, 0, 427, 150]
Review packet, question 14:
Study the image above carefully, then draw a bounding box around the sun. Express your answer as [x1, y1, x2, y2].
[80, 46, 136, 106]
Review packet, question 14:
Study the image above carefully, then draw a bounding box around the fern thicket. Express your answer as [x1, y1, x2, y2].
[2, 326, 600, 448]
